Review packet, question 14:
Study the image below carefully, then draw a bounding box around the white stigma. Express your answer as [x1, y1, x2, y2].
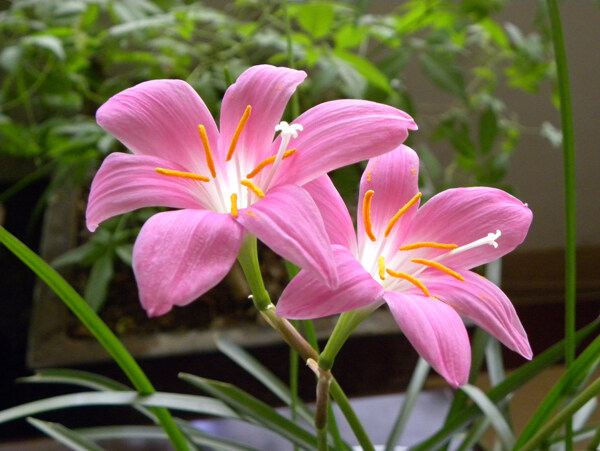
[275, 121, 303, 139]
[447, 229, 502, 256]
[262, 121, 303, 190]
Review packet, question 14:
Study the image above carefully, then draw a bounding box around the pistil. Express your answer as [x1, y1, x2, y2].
[261, 121, 303, 190]
[448, 230, 502, 256]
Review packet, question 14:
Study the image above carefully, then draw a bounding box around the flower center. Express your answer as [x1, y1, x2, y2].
[362, 189, 501, 297]
[154, 105, 302, 215]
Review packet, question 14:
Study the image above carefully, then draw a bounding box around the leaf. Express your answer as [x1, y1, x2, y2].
[84, 253, 114, 312]
[413, 318, 600, 450]
[27, 418, 104, 451]
[515, 332, 600, 448]
[333, 50, 394, 94]
[215, 337, 314, 425]
[52, 242, 97, 268]
[0, 391, 239, 425]
[24, 35, 66, 61]
[0, 45, 23, 73]
[478, 107, 499, 155]
[420, 53, 467, 101]
[180, 374, 317, 450]
[540, 121, 563, 148]
[459, 384, 515, 450]
[78, 425, 260, 451]
[292, 2, 336, 40]
[385, 358, 430, 450]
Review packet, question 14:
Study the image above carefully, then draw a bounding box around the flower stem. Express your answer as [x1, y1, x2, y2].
[319, 309, 372, 370]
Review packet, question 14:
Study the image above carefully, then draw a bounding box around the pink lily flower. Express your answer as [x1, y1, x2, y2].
[86, 65, 417, 316]
[276, 145, 533, 387]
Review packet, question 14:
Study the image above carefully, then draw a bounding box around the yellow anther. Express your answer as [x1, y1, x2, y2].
[378, 256, 386, 280]
[362, 190, 376, 242]
[385, 269, 430, 297]
[411, 258, 465, 282]
[198, 125, 216, 179]
[226, 105, 252, 161]
[230, 193, 238, 218]
[384, 192, 422, 237]
[398, 242, 458, 251]
[155, 168, 210, 182]
[246, 148, 297, 179]
[240, 179, 265, 198]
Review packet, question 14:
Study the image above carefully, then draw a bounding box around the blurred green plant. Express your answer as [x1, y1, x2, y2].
[1, 0, 555, 312]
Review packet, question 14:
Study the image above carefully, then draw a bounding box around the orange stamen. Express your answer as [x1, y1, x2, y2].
[411, 258, 465, 281]
[363, 190, 376, 242]
[385, 269, 430, 296]
[378, 256, 386, 280]
[226, 105, 252, 161]
[384, 192, 422, 237]
[240, 179, 265, 198]
[155, 168, 209, 182]
[398, 242, 458, 251]
[198, 125, 216, 178]
[246, 148, 297, 179]
[230, 193, 238, 218]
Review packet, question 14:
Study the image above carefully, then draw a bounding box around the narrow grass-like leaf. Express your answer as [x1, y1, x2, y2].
[515, 333, 600, 448]
[19, 369, 132, 392]
[79, 425, 261, 451]
[385, 357, 430, 451]
[414, 318, 600, 450]
[0, 226, 189, 451]
[27, 418, 104, 451]
[459, 384, 515, 450]
[518, 377, 600, 451]
[215, 336, 314, 425]
[0, 391, 238, 425]
[180, 373, 317, 450]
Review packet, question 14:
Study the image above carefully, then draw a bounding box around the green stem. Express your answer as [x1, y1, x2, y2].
[0, 226, 190, 451]
[330, 379, 375, 451]
[547, 1, 577, 448]
[319, 309, 372, 370]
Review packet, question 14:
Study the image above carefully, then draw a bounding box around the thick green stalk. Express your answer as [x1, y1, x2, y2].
[0, 226, 190, 451]
[330, 380, 375, 451]
[547, 0, 577, 365]
[547, 0, 577, 448]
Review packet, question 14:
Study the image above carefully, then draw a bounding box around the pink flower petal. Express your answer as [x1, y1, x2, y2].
[384, 291, 471, 388]
[357, 145, 420, 252]
[270, 100, 417, 188]
[302, 175, 358, 255]
[236, 185, 338, 288]
[425, 270, 532, 359]
[132, 209, 244, 316]
[276, 245, 384, 319]
[404, 187, 533, 270]
[96, 80, 219, 173]
[219, 65, 306, 165]
[86, 153, 205, 232]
